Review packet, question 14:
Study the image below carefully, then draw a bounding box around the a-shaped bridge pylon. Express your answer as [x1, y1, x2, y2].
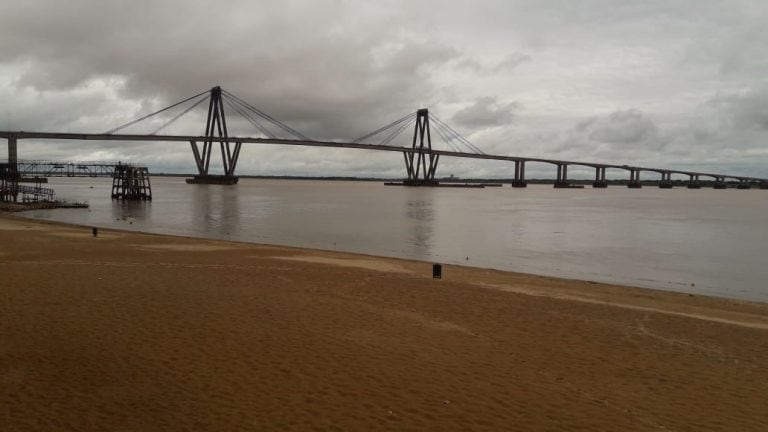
[354, 108, 486, 186]
[105, 86, 310, 184]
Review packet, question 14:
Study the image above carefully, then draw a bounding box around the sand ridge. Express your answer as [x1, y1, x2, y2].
[138, 243, 248, 252]
[272, 255, 410, 273]
[475, 281, 768, 330]
[2, 214, 768, 431]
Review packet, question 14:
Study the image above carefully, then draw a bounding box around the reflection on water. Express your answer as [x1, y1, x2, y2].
[111, 200, 152, 222]
[405, 192, 435, 258]
[22, 177, 768, 302]
[194, 184, 242, 237]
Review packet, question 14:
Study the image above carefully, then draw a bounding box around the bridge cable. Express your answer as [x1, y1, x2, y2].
[352, 112, 416, 143]
[221, 90, 311, 141]
[429, 114, 486, 155]
[223, 91, 310, 141]
[104, 89, 210, 134]
[430, 120, 466, 153]
[374, 114, 417, 145]
[223, 97, 277, 139]
[149, 94, 209, 135]
[430, 122, 462, 152]
[380, 117, 416, 146]
[427, 115, 469, 152]
[431, 115, 485, 155]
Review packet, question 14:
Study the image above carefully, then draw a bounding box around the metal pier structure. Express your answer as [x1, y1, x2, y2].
[15, 160, 119, 178]
[1, 160, 151, 203]
[1, 163, 56, 203]
[111, 163, 152, 200]
[0, 163, 18, 202]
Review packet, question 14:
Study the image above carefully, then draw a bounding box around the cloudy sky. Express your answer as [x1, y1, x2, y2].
[1, 0, 767, 179]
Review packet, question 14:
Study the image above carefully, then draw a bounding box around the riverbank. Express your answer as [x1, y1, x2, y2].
[1, 214, 767, 431]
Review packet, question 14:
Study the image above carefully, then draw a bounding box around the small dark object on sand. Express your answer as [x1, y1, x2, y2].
[433, 263, 442, 279]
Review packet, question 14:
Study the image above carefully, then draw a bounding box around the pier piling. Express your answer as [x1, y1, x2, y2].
[111, 163, 152, 200]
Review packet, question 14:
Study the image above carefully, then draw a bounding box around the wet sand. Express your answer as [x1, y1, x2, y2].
[1, 214, 767, 431]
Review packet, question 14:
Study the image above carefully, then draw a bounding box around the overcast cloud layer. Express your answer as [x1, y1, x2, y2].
[1, 0, 767, 179]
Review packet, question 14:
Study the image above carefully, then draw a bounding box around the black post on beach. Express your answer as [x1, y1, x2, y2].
[92, 227, 98, 237]
[433, 263, 442, 279]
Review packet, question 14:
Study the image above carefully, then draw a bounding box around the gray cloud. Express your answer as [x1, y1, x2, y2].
[581, 109, 662, 148]
[456, 52, 531, 74]
[495, 53, 532, 72]
[0, 1, 460, 139]
[1, 0, 768, 178]
[452, 97, 519, 129]
[709, 87, 768, 130]
[525, 108, 669, 167]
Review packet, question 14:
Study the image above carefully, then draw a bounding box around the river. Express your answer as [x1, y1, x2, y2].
[19, 177, 768, 302]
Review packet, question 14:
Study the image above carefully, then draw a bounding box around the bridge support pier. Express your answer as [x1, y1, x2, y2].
[659, 172, 673, 188]
[628, 169, 642, 188]
[592, 167, 607, 188]
[687, 174, 701, 189]
[511, 160, 527, 187]
[554, 164, 571, 188]
[760, 182, 768, 190]
[737, 180, 751, 189]
[713, 176, 727, 189]
[186, 86, 241, 185]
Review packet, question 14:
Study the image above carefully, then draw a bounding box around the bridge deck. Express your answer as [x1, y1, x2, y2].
[1, 131, 766, 182]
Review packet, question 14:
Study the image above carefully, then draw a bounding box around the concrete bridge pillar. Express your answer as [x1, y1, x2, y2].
[659, 172, 673, 188]
[687, 174, 701, 189]
[713, 176, 727, 189]
[511, 160, 527, 187]
[628, 169, 642, 188]
[737, 179, 751, 189]
[592, 167, 607, 188]
[554, 164, 570, 188]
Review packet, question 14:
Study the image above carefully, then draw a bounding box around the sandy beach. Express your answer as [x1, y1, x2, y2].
[1, 214, 767, 431]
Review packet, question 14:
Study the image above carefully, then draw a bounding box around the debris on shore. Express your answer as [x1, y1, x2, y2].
[0, 200, 88, 212]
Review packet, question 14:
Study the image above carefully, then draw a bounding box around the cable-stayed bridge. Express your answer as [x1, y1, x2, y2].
[2, 86, 766, 199]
